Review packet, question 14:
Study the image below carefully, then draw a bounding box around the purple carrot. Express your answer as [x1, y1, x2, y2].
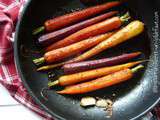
[62, 52, 141, 74]
[38, 11, 118, 46]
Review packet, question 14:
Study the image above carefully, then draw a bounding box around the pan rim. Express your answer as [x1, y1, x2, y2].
[14, 0, 65, 120]
[14, 0, 160, 120]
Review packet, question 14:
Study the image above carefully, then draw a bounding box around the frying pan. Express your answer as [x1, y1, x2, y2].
[14, 0, 160, 120]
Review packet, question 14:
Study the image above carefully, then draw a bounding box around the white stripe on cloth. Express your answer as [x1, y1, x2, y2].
[3, 1, 19, 12]
[18, 0, 26, 17]
[0, 2, 7, 9]
[0, 74, 2, 80]
[10, 32, 15, 42]
[0, 0, 16, 6]
[2, 74, 19, 81]
[1, 64, 12, 82]
[0, 47, 13, 52]
[0, 56, 2, 63]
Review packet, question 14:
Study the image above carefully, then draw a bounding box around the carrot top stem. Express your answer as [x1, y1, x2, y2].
[120, 12, 131, 23]
[48, 80, 59, 87]
[131, 65, 144, 73]
[33, 57, 45, 65]
[32, 26, 45, 35]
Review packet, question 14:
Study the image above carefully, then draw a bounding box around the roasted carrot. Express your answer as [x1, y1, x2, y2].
[57, 65, 144, 94]
[38, 11, 118, 46]
[63, 52, 141, 74]
[46, 12, 130, 51]
[33, 1, 121, 35]
[48, 61, 142, 87]
[69, 20, 144, 63]
[33, 32, 114, 65]
[36, 20, 144, 71]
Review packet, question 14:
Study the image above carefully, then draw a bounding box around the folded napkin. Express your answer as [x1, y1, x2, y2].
[0, 0, 158, 120]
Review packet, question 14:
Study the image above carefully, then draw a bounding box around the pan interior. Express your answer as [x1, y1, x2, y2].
[15, 0, 160, 120]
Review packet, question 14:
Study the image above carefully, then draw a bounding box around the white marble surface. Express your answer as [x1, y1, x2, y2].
[0, 84, 43, 120]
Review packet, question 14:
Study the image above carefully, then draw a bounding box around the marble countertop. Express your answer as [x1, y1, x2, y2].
[0, 84, 42, 120]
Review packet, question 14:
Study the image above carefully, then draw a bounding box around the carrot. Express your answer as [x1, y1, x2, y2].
[69, 20, 144, 63]
[63, 52, 141, 74]
[38, 11, 118, 46]
[46, 12, 130, 51]
[57, 65, 144, 94]
[33, 1, 121, 35]
[36, 20, 144, 71]
[48, 61, 142, 87]
[33, 32, 114, 65]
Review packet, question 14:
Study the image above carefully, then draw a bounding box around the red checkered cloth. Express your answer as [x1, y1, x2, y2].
[0, 0, 53, 120]
[0, 0, 158, 120]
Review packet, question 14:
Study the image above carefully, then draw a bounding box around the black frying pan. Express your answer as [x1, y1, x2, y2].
[14, 0, 160, 120]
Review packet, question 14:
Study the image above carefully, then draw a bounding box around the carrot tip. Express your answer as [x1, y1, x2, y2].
[32, 26, 45, 35]
[135, 51, 142, 55]
[33, 57, 45, 66]
[56, 90, 65, 94]
[131, 65, 144, 73]
[136, 59, 150, 65]
[120, 12, 131, 22]
[37, 66, 47, 71]
[37, 62, 65, 71]
[48, 80, 59, 87]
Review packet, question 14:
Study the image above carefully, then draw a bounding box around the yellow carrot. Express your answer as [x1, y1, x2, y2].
[69, 20, 144, 63]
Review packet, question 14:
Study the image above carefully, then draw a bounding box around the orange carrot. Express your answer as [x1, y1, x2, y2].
[48, 61, 142, 87]
[33, 1, 121, 34]
[46, 13, 130, 51]
[57, 65, 144, 94]
[33, 32, 113, 65]
[69, 20, 144, 63]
